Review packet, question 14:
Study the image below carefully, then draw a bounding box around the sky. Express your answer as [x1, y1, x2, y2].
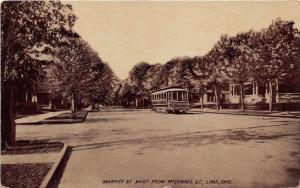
[68, 1, 300, 79]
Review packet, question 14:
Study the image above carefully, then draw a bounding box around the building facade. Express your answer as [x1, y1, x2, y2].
[200, 80, 300, 108]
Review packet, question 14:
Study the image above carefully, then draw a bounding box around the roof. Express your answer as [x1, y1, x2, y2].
[151, 87, 188, 94]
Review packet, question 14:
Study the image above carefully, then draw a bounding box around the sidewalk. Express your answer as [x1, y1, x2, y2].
[191, 108, 300, 118]
[16, 110, 69, 124]
[1, 152, 61, 164]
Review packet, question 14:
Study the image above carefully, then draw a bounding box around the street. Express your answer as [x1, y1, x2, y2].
[16, 109, 300, 188]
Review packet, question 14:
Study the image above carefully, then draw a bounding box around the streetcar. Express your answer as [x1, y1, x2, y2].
[151, 87, 189, 113]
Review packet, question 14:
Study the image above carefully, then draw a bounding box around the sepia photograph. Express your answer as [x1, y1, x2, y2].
[1, 1, 300, 188]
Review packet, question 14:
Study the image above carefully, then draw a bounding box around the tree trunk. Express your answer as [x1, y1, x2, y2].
[268, 80, 273, 112]
[71, 93, 77, 119]
[1, 84, 16, 149]
[135, 98, 138, 108]
[240, 83, 245, 111]
[200, 94, 204, 110]
[214, 86, 220, 110]
[91, 101, 95, 111]
[76, 99, 81, 111]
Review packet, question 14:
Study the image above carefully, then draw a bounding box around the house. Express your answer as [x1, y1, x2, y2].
[15, 79, 69, 114]
[201, 79, 300, 110]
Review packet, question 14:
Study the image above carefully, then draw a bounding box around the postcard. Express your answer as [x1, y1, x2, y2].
[1, 1, 300, 188]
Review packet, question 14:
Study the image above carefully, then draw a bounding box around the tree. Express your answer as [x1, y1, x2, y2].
[205, 38, 229, 110]
[142, 63, 163, 91]
[81, 49, 104, 109]
[257, 19, 300, 112]
[187, 56, 210, 109]
[126, 62, 151, 107]
[168, 57, 195, 89]
[1, 1, 75, 147]
[89, 63, 119, 107]
[48, 37, 99, 116]
[223, 32, 256, 111]
[119, 81, 135, 107]
[128, 62, 151, 88]
[155, 60, 177, 88]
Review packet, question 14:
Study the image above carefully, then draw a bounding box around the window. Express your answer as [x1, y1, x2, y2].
[183, 92, 187, 101]
[235, 85, 240, 96]
[178, 92, 183, 101]
[244, 84, 253, 95]
[173, 92, 178, 101]
[258, 84, 266, 95]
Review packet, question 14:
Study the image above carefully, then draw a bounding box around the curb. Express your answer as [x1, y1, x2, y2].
[39, 144, 68, 188]
[193, 110, 300, 119]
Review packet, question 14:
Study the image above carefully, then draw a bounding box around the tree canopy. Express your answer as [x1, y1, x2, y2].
[118, 18, 300, 111]
[1, 0, 76, 146]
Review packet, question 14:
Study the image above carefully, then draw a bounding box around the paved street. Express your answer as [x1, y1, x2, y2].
[16, 109, 300, 188]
